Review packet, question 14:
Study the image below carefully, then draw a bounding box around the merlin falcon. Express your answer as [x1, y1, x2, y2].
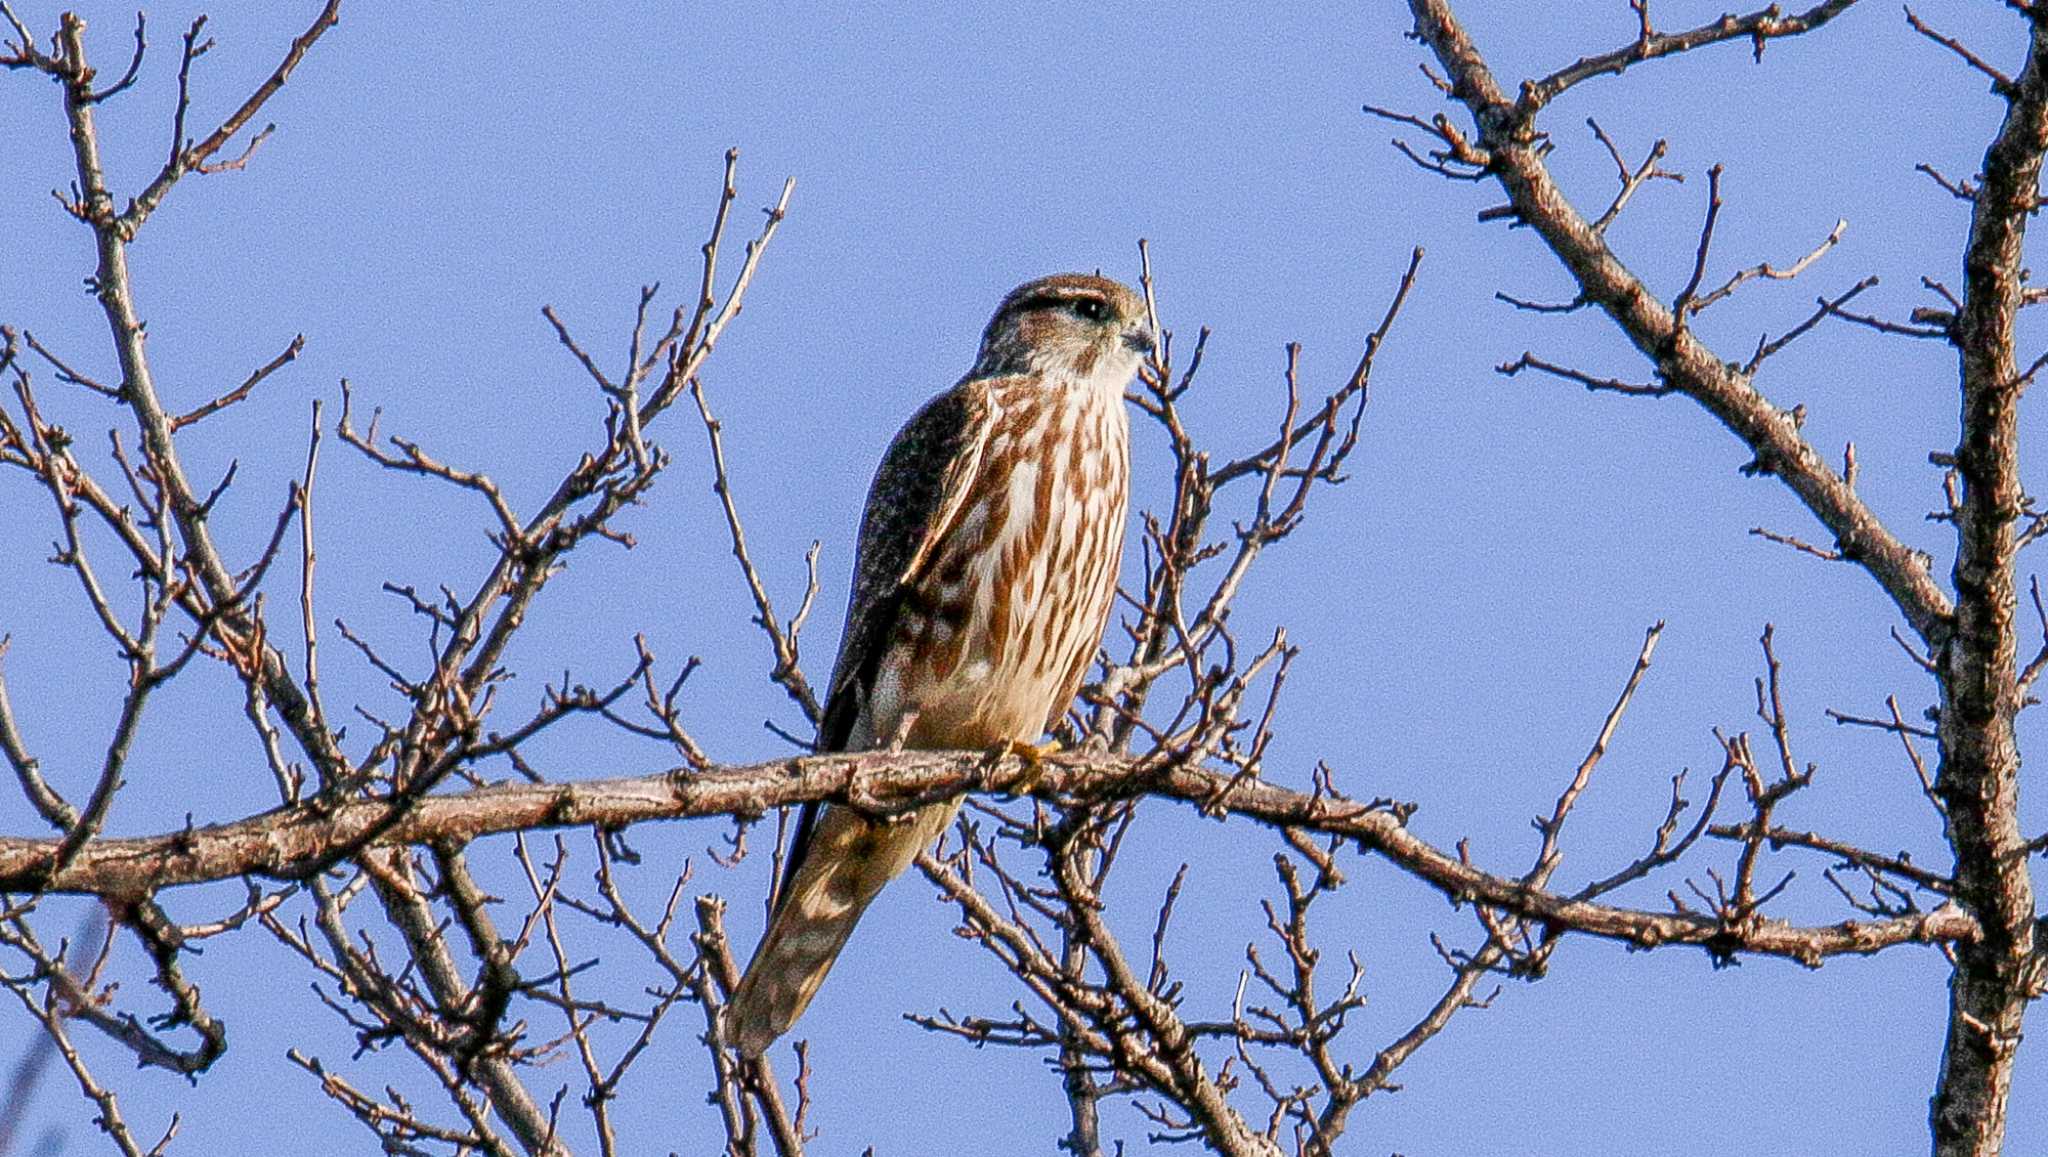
[726, 273, 1153, 1057]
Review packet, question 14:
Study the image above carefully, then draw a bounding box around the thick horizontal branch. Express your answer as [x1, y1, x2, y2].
[0, 751, 1976, 965]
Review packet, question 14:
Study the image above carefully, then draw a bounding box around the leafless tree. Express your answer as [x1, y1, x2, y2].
[0, 3, 2041, 1155]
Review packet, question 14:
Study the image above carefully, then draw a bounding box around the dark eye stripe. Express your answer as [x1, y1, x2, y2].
[1017, 293, 1111, 321]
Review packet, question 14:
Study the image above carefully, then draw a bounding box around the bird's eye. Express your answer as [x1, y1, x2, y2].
[1070, 297, 1109, 322]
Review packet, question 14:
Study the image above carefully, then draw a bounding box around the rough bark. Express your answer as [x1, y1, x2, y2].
[1404, 3, 2046, 1152]
[1927, 12, 2048, 1155]
[0, 749, 1977, 963]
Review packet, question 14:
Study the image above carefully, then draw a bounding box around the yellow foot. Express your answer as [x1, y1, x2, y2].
[993, 738, 1060, 795]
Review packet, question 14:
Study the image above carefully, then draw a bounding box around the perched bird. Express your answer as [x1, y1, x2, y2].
[725, 273, 1153, 1057]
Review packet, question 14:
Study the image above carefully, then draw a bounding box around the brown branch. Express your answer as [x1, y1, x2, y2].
[0, 751, 1979, 966]
[690, 377, 824, 729]
[1586, 118, 1679, 233]
[20, 330, 117, 397]
[1919, 162, 1982, 203]
[1524, 623, 1663, 887]
[1926, 2, 2048, 1148]
[1516, 0, 1861, 114]
[1745, 276, 1880, 373]
[687, 896, 807, 1157]
[120, 1, 342, 234]
[1905, 7, 2015, 95]
[1406, 0, 1954, 651]
[1823, 298, 1951, 340]
[1750, 525, 1845, 561]
[1689, 217, 1847, 314]
[1707, 821, 1952, 894]
[0, 3, 44, 69]
[46, 5, 358, 804]
[77, 11, 146, 105]
[169, 333, 303, 430]
[1497, 352, 1668, 396]
[359, 848, 568, 1157]
[0, 971, 162, 1157]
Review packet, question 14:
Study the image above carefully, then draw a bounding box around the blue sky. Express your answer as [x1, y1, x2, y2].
[2, 1, 2040, 1153]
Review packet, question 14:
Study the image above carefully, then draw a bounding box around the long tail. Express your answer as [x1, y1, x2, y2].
[725, 798, 960, 1058]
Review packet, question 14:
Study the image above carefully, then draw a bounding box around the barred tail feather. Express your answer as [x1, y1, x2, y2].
[726, 887, 868, 1059]
[725, 799, 961, 1058]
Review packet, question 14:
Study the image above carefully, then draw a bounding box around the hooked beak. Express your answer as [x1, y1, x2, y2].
[1122, 325, 1157, 357]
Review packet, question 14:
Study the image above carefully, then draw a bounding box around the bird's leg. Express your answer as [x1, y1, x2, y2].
[883, 709, 920, 752]
[993, 737, 1059, 795]
[860, 709, 921, 825]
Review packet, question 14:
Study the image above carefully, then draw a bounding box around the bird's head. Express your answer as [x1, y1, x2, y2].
[973, 273, 1156, 384]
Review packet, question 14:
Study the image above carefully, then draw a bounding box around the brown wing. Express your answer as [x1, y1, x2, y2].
[772, 377, 997, 909]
